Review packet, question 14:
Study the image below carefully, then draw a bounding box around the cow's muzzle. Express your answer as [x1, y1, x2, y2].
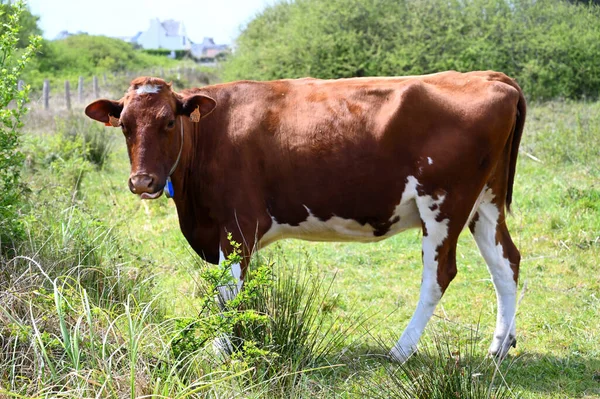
[128, 173, 163, 199]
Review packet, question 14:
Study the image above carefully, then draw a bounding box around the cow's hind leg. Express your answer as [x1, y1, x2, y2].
[470, 189, 520, 358]
[390, 193, 461, 362]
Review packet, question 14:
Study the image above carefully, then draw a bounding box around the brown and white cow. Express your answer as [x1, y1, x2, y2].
[85, 71, 526, 362]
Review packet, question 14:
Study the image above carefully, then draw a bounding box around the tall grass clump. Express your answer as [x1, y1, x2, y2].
[233, 262, 359, 395]
[359, 328, 517, 399]
[0, 255, 244, 397]
[0, 172, 167, 395]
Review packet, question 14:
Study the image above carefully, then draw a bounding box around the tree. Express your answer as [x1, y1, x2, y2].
[224, 0, 600, 101]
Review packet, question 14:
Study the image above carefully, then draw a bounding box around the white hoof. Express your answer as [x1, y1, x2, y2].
[488, 334, 516, 359]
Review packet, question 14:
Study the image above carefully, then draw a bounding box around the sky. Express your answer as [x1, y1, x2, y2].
[28, 0, 275, 45]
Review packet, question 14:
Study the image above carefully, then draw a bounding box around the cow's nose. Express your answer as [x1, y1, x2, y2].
[128, 173, 157, 194]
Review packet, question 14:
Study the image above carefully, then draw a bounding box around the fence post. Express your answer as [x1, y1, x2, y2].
[93, 76, 99, 98]
[17, 80, 24, 91]
[103, 73, 107, 85]
[65, 80, 71, 110]
[43, 79, 50, 110]
[78, 76, 84, 102]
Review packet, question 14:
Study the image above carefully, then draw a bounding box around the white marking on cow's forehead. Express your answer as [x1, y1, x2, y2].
[135, 84, 161, 95]
[427, 157, 433, 165]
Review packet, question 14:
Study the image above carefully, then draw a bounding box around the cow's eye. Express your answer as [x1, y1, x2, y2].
[167, 120, 176, 129]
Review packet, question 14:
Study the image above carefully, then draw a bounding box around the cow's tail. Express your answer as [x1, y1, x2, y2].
[505, 86, 526, 214]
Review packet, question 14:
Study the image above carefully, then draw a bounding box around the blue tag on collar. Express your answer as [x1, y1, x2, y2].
[165, 177, 174, 198]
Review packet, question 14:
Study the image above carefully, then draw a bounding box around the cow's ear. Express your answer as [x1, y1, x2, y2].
[179, 94, 217, 122]
[85, 99, 123, 127]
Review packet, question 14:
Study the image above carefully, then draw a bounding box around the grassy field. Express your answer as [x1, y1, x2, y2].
[0, 99, 598, 397]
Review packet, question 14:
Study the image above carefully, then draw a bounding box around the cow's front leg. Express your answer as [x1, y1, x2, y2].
[212, 230, 252, 355]
[215, 245, 244, 309]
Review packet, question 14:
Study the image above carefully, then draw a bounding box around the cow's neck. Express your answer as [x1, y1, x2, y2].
[166, 114, 221, 264]
[170, 116, 216, 227]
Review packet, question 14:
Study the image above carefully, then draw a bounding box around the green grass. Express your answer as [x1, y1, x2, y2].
[1, 100, 599, 397]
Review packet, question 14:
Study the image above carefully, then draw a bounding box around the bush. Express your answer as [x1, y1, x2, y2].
[0, 1, 41, 249]
[53, 114, 116, 170]
[224, 0, 600, 101]
[142, 48, 191, 60]
[34, 35, 174, 75]
[24, 34, 180, 91]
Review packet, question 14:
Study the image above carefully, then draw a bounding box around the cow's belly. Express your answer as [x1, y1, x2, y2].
[259, 201, 421, 247]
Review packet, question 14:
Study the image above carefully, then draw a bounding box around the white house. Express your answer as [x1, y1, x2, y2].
[133, 19, 191, 51]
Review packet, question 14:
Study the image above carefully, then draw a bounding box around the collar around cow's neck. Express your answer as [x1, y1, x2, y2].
[164, 116, 184, 198]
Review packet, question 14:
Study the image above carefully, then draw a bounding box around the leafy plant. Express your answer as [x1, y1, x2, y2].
[0, 0, 41, 248]
[0, 2, 41, 48]
[171, 233, 272, 360]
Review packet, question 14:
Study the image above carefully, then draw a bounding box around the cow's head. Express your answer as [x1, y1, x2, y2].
[85, 77, 216, 199]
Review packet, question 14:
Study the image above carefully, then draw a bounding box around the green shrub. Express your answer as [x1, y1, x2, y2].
[142, 48, 191, 60]
[24, 34, 180, 91]
[24, 114, 116, 189]
[0, 1, 41, 249]
[54, 114, 116, 169]
[34, 34, 174, 75]
[224, 0, 600, 101]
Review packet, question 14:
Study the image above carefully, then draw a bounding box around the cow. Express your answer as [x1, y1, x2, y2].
[85, 71, 526, 362]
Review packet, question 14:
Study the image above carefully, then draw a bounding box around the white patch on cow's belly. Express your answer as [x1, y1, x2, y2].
[259, 180, 423, 247]
[135, 84, 161, 94]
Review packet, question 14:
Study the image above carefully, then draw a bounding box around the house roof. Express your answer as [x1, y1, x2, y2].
[192, 37, 228, 52]
[54, 30, 91, 40]
[54, 30, 72, 40]
[161, 19, 184, 37]
[190, 37, 229, 59]
[131, 31, 143, 43]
